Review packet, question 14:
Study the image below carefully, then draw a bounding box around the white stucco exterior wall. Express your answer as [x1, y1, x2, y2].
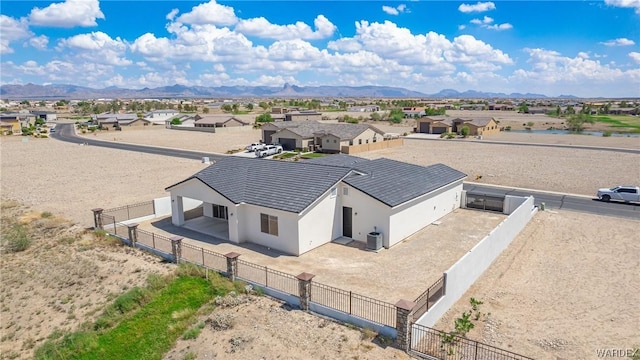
[388, 181, 463, 247]
[297, 186, 341, 255]
[340, 185, 390, 245]
[237, 205, 300, 255]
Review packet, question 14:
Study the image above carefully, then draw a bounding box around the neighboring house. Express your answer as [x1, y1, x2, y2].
[415, 117, 500, 136]
[348, 105, 381, 112]
[166, 155, 466, 256]
[31, 110, 57, 122]
[263, 121, 385, 152]
[165, 115, 197, 128]
[0, 113, 22, 134]
[284, 110, 323, 122]
[144, 109, 180, 125]
[93, 113, 137, 129]
[487, 104, 514, 111]
[194, 115, 249, 128]
[118, 118, 152, 127]
[402, 107, 426, 118]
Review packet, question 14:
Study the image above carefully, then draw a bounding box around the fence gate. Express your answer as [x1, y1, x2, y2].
[465, 193, 504, 212]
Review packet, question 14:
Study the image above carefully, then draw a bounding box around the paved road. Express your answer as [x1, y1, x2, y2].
[464, 183, 639, 219]
[51, 123, 226, 161]
[52, 123, 639, 220]
[406, 135, 640, 154]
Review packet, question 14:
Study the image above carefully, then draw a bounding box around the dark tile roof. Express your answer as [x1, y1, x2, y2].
[305, 154, 370, 168]
[166, 157, 352, 213]
[342, 159, 467, 207]
[274, 122, 381, 140]
[167, 155, 466, 212]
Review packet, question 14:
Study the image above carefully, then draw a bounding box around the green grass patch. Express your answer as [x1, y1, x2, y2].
[592, 115, 640, 132]
[35, 269, 232, 360]
[301, 152, 327, 159]
[274, 152, 298, 159]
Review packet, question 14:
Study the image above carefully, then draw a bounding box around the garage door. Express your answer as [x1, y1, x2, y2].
[278, 138, 296, 151]
[263, 130, 276, 144]
[432, 127, 447, 134]
[418, 122, 430, 133]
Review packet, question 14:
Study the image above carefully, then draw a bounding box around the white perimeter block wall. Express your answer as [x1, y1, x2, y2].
[417, 195, 537, 327]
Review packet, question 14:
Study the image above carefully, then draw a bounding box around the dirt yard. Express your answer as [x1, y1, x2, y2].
[0, 200, 409, 360]
[435, 210, 640, 359]
[139, 209, 506, 303]
[1, 120, 639, 359]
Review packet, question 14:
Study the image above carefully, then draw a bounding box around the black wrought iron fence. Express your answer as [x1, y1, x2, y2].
[411, 276, 445, 321]
[103, 201, 155, 223]
[410, 323, 534, 360]
[311, 282, 397, 327]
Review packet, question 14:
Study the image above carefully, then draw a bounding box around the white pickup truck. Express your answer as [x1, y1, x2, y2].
[245, 142, 266, 152]
[596, 186, 640, 203]
[255, 144, 283, 158]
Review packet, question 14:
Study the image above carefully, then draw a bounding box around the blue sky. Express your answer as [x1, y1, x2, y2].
[1, 0, 639, 97]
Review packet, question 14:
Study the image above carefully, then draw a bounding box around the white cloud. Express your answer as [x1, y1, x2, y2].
[235, 15, 336, 40]
[605, 0, 640, 13]
[29, 35, 49, 50]
[28, 0, 104, 27]
[458, 2, 496, 13]
[600, 38, 636, 46]
[58, 31, 131, 66]
[166, 9, 179, 21]
[347, 20, 512, 71]
[458, 25, 466, 30]
[0, 15, 32, 54]
[470, 16, 512, 30]
[382, 6, 399, 15]
[176, 0, 238, 26]
[327, 38, 362, 52]
[510, 48, 640, 94]
[382, 4, 409, 15]
[629, 52, 640, 63]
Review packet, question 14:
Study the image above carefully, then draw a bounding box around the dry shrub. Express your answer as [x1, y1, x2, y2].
[206, 313, 234, 331]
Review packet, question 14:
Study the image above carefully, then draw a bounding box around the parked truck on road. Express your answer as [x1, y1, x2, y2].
[596, 186, 640, 203]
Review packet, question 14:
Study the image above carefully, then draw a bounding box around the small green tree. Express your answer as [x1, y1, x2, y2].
[246, 103, 254, 111]
[170, 118, 182, 125]
[566, 113, 595, 132]
[255, 113, 273, 123]
[370, 112, 381, 121]
[221, 104, 232, 112]
[460, 125, 470, 137]
[389, 109, 404, 124]
[202, 107, 210, 114]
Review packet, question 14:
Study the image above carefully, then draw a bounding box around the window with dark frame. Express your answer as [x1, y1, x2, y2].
[260, 213, 278, 236]
[212, 204, 228, 220]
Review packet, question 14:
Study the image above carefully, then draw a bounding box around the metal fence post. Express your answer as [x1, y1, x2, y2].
[91, 208, 104, 229]
[201, 247, 205, 266]
[127, 205, 130, 220]
[395, 299, 416, 352]
[296, 272, 315, 311]
[225, 252, 240, 281]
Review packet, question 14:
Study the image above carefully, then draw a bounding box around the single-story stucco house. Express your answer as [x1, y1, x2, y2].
[416, 116, 500, 136]
[261, 121, 385, 152]
[194, 115, 249, 128]
[165, 155, 466, 256]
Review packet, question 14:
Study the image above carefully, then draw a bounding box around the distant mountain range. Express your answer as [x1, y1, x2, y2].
[0, 83, 573, 100]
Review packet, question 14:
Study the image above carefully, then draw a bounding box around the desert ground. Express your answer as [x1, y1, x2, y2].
[1, 113, 639, 359]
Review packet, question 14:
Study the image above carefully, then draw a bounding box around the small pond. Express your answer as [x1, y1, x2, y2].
[509, 129, 640, 138]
